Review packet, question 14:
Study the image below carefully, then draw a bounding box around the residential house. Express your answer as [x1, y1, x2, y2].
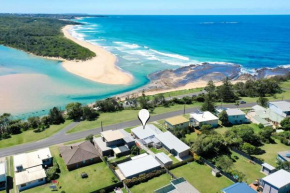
[94, 129, 135, 157]
[59, 141, 101, 171]
[269, 101, 290, 118]
[14, 148, 52, 191]
[190, 111, 219, 128]
[117, 154, 161, 179]
[261, 169, 290, 193]
[155, 152, 172, 167]
[131, 124, 162, 147]
[261, 163, 276, 175]
[277, 150, 290, 162]
[155, 177, 200, 193]
[0, 162, 6, 191]
[247, 105, 284, 127]
[156, 131, 190, 158]
[164, 116, 189, 129]
[221, 182, 256, 193]
[226, 108, 248, 125]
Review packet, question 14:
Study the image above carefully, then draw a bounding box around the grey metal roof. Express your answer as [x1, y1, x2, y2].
[156, 132, 189, 154]
[118, 155, 161, 178]
[269, 101, 290, 112]
[262, 163, 276, 171]
[278, 150, 290, 162]
[226, 108, 245, 116]
[131, 124, 162, 140]
[262, 170, 290, 188]
[118, 146, 130, 153]
[155, 152, 172, 164]
[94, 137, 111, 152]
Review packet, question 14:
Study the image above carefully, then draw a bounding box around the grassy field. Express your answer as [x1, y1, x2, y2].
[185, 132, 198, 143]
[68, 103, 202, 134]
[254, 139, 289, 166]
[231, 152, 265, 183]
[23, 146, 115, 193]
[215, 123, 261, 135]
[130, 174, 172, 193]
[0, 120, 72, 149]
[147, 88, 204, 100]
[171, 162, 233, 193]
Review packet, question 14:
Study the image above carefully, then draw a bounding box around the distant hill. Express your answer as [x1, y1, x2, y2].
[0, 16, 96, 60]
[0, 13, 106, 19]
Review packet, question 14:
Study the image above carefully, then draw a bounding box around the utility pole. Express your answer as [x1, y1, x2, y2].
[101, 121, 103, 132]
[184, 103, 186, 115]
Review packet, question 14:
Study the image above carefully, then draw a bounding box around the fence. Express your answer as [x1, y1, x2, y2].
[231, 147, 264, 165]
[91, 182, 123, 193]
[102, 157, 122, 181]
[202, 158, 238, 183]
[123, 182, 132, 193]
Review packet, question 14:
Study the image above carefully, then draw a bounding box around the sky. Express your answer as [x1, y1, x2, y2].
[0, 0, 290, 15]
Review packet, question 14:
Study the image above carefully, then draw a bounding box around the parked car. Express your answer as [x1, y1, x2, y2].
[240, 100, 246, 104]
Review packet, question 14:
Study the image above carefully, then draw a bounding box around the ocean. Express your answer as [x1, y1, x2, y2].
[1, 15, 290, 118]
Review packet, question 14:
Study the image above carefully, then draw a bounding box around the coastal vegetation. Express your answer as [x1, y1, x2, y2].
[0, 16, 95, 60]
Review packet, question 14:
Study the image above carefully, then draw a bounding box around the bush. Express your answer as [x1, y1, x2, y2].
[258, 123, 264, 129]
[124, 169, 166, 188]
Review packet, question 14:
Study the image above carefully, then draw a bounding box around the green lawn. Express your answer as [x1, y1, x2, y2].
[149, 148, 179, 164]
[0, 120, 72, 149]
[68, 103, 202, 134]
[130, 174, 172, 193]
[23, 146, 116, 193]
[185, 132, 198, 143]
[231, 152, 265, 183]
[215, 123, 262, 135]
[171, 162, 233, 193]
[254, 139, 289, 166]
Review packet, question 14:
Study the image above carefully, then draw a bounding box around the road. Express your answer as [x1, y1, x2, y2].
[0, 101, 262, 158]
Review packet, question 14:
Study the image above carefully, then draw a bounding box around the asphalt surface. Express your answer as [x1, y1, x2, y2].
[0, 101, 260, 158]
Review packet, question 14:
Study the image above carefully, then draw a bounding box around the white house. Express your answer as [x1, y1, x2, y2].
[226, 108, 247, 125]
[261, 169, 290, 193]
[14, 148, 52, 191]
[268, 101, 290, 118]
[15, 166, 46, 191]
[156, 131, 190, 158]
[190, 111, 219, 128]
[0, 162, 6, 191]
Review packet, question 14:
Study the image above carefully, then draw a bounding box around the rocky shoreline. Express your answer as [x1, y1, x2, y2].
[142, 63, 290, 91]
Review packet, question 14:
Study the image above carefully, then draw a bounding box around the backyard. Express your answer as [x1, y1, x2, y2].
[23, 146, 116, 193]
[68, 103, 202, 134]
[0, 120, 72, 149]
[171, 162, 233, 193]
[254, 139, 289, 166]
[130, 174, 172, 193]
[231, 152, 265, 183]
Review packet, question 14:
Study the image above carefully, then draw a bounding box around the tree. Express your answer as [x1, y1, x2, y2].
[95, 98, 122, 112]
[217, 77, 236, 102]
[281, 117, 290, 131]
[235, 100, 240, 108]
[27, 116, 41, 129]
[201, 94, 215, 113]
[192, 133, 228, 158]
[82, 106, 99, 121]
[215, 155, 233, 172]
[205, 80, 216, 95]
[259, 127, 274, 143]
[277, 160, 290, 172]
[231, 170, 247, 182]
[41, 116, 51, 128]
[130, 145, 140, 155]
[242, 143, 257, 155]
[66, 102, 83, 120]
[257, 97, 269, 108]
[139, 90, 150, 109]
[219, 110, 230, 126]
[48, 107, 64, 124]
[85, 134, 94, 143]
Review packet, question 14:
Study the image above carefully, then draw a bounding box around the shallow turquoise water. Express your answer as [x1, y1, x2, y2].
[1, 15, 290, 118]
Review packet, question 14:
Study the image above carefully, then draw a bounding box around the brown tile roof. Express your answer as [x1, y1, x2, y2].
[59, 141, 100, 165]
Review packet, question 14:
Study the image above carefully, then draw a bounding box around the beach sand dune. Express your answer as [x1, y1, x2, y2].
[62, 25, 133, 85]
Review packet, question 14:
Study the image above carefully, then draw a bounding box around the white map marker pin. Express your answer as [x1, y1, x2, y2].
[138, 109, 150, 129]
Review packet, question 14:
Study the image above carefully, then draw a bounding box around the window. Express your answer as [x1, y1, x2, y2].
[38, 179, 43, 182]
[83, 160, 86, 164]
[21, 184, 26, 187]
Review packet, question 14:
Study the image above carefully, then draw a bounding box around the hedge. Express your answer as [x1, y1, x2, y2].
[167, 157, 195, 170]
[124, 169, 166, 188]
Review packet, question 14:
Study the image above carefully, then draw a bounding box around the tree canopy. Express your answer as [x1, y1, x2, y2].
[0, 16, 95, 60]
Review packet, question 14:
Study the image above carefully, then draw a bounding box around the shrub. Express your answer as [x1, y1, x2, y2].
[167, 157, 194, 170]
[258, 123, 264, 129]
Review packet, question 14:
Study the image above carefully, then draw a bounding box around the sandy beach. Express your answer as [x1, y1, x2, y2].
[62, 25, 133, 85]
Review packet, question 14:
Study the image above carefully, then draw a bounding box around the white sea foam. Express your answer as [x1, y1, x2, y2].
[240, 67, 257, 75]
[278, 64, 290, 68]
[149, 49, 189, 61]
[113, 42, 140, 49]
